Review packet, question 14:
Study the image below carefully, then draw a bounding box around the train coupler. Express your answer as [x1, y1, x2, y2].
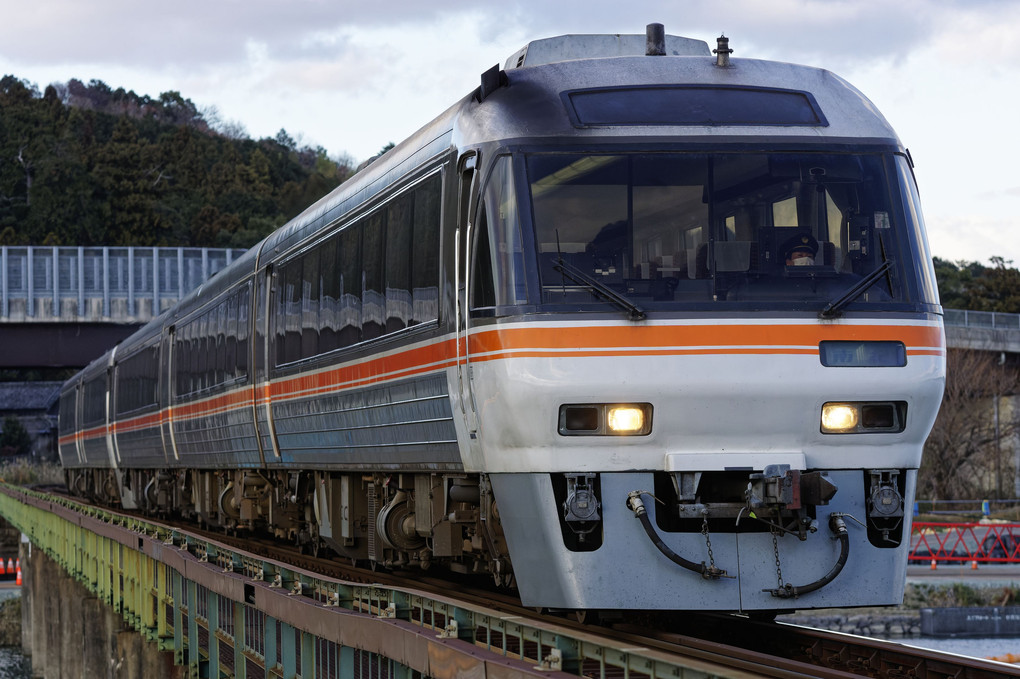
[745, 465, 838, 540]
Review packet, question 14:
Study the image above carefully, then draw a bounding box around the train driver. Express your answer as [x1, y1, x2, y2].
[782, 233, 819, 267]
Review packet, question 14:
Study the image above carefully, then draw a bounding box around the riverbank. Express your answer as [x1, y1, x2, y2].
[777, 579, 1020, 636]
[0, 598, 18, 647]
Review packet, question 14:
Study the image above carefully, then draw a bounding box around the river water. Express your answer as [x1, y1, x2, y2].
[0, 649, 29, 679]
[900, 635, 1020, 665]
[3, 641, 1015, 675]
[0, 582, 1015, 675]
[1, 636, 1016, 676]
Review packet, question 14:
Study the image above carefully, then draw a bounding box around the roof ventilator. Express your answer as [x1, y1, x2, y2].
[646, 23, 665, 56]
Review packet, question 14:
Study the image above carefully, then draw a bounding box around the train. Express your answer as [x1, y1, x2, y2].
[58, 25, 946, 612]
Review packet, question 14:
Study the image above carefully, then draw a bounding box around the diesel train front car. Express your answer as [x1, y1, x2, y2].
[58, 27, 946, 613]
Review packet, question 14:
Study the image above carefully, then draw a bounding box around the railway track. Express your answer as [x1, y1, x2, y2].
[36, 486, 1019, 678]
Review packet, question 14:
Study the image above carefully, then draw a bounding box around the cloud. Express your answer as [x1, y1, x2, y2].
[926, 214, 1020, 266]
[0, 0, 483, 69]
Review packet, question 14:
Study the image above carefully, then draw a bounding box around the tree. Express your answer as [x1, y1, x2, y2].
[0, 416, 31, 457]
[962, 257, 1020, 313]
[0, 73, 349, 247]
[920, 350, 1020, 501]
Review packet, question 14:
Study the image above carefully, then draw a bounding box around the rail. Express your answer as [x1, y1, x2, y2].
[0, 484, 753, 679]
[909, 522, 1020, 563]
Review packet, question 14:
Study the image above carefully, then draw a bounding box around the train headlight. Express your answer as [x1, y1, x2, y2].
[559, 404, 652, 436]
[821, 404, 858, 432]
[821, 401, 907, 434]
[607, 407, 645, 433]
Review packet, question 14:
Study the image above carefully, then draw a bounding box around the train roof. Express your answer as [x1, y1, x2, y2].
[260, 29, 901, 261]
[67, 28, 908, 384]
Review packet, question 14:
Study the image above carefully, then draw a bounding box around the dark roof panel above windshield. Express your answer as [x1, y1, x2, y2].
[564, 85, 829, 128]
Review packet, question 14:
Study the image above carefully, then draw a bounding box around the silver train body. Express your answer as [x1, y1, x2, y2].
[58, 30, 946, 612]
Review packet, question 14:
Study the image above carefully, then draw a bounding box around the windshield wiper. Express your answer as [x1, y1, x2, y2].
[819, 260, 893, 319]
[554, 256, 646, 321]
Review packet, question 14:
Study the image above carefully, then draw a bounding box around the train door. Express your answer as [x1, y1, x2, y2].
[161, 326, 180, 462]
[252, 263, 280, 463]
[104, 350, 118, 469]
[108, 356, 122, 466]
[455, 153, 481, 439]
[73, 382, 85, 465]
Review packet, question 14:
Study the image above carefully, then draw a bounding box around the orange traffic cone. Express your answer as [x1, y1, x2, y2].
[972, 560, 979, 570]
[15, 568, 22, 586]
[0, 560, 6, 577]
[931, 559, 937, 570]
[7, 560, 12, 573]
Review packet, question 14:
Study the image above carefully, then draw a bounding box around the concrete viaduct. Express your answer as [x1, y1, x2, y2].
[0, 245, 1017, 369]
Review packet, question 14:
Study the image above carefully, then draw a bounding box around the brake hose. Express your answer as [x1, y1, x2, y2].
[764, 514, 850, 598]
[626, 491, 730, 580]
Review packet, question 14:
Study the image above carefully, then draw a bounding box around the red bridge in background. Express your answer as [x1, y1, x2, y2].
[910, 522, 1020, 563]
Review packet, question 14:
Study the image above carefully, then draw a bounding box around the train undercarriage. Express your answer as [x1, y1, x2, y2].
[65, 467, 513, 585]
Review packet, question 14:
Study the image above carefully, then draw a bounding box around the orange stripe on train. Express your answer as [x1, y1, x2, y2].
[67, 321, 944, 442]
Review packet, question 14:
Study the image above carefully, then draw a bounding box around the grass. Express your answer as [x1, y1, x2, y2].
[0, 459, 64, 487]
[904, 582, 1019, 608]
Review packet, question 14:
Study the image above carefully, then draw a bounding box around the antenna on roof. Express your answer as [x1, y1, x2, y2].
[476, 64, 509, 102]
[714, 34, 733, 67]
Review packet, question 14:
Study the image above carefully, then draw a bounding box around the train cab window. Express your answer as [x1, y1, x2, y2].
[773, 197, 798, 226]
[471, 155, 526, 311]
[527, 151, 934, 313]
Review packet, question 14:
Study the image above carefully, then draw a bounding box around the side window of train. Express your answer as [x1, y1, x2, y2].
[82, 375, 106, 425]
[173, 287, 251, 397]
[412, 174, 441, 325]
[318, 238, 341, 355]
[116, 346, 159, 415]
[470, 155, 526, 312]
[338, 223, 363, 348]
[385, 192, 413, 333]
[361, 211, 386, 342]
[270, 171, 443, 370]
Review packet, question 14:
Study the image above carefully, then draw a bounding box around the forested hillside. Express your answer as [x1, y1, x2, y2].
[934, 256, 1020, 313]
[2, 73, 1019, 313]
[0, 75, 354, 249]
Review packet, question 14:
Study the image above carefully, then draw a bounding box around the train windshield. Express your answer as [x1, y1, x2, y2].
[524, 152, 938, 313]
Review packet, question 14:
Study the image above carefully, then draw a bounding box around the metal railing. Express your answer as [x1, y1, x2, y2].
[0, 246, 246, 323]
[943, 308, 1020, 330]
[910, 522, 1020, 564]
[912, 499, 1020, 517]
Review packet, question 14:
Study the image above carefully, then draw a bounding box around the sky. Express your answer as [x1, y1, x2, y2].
[1, 0, 1018, 267]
